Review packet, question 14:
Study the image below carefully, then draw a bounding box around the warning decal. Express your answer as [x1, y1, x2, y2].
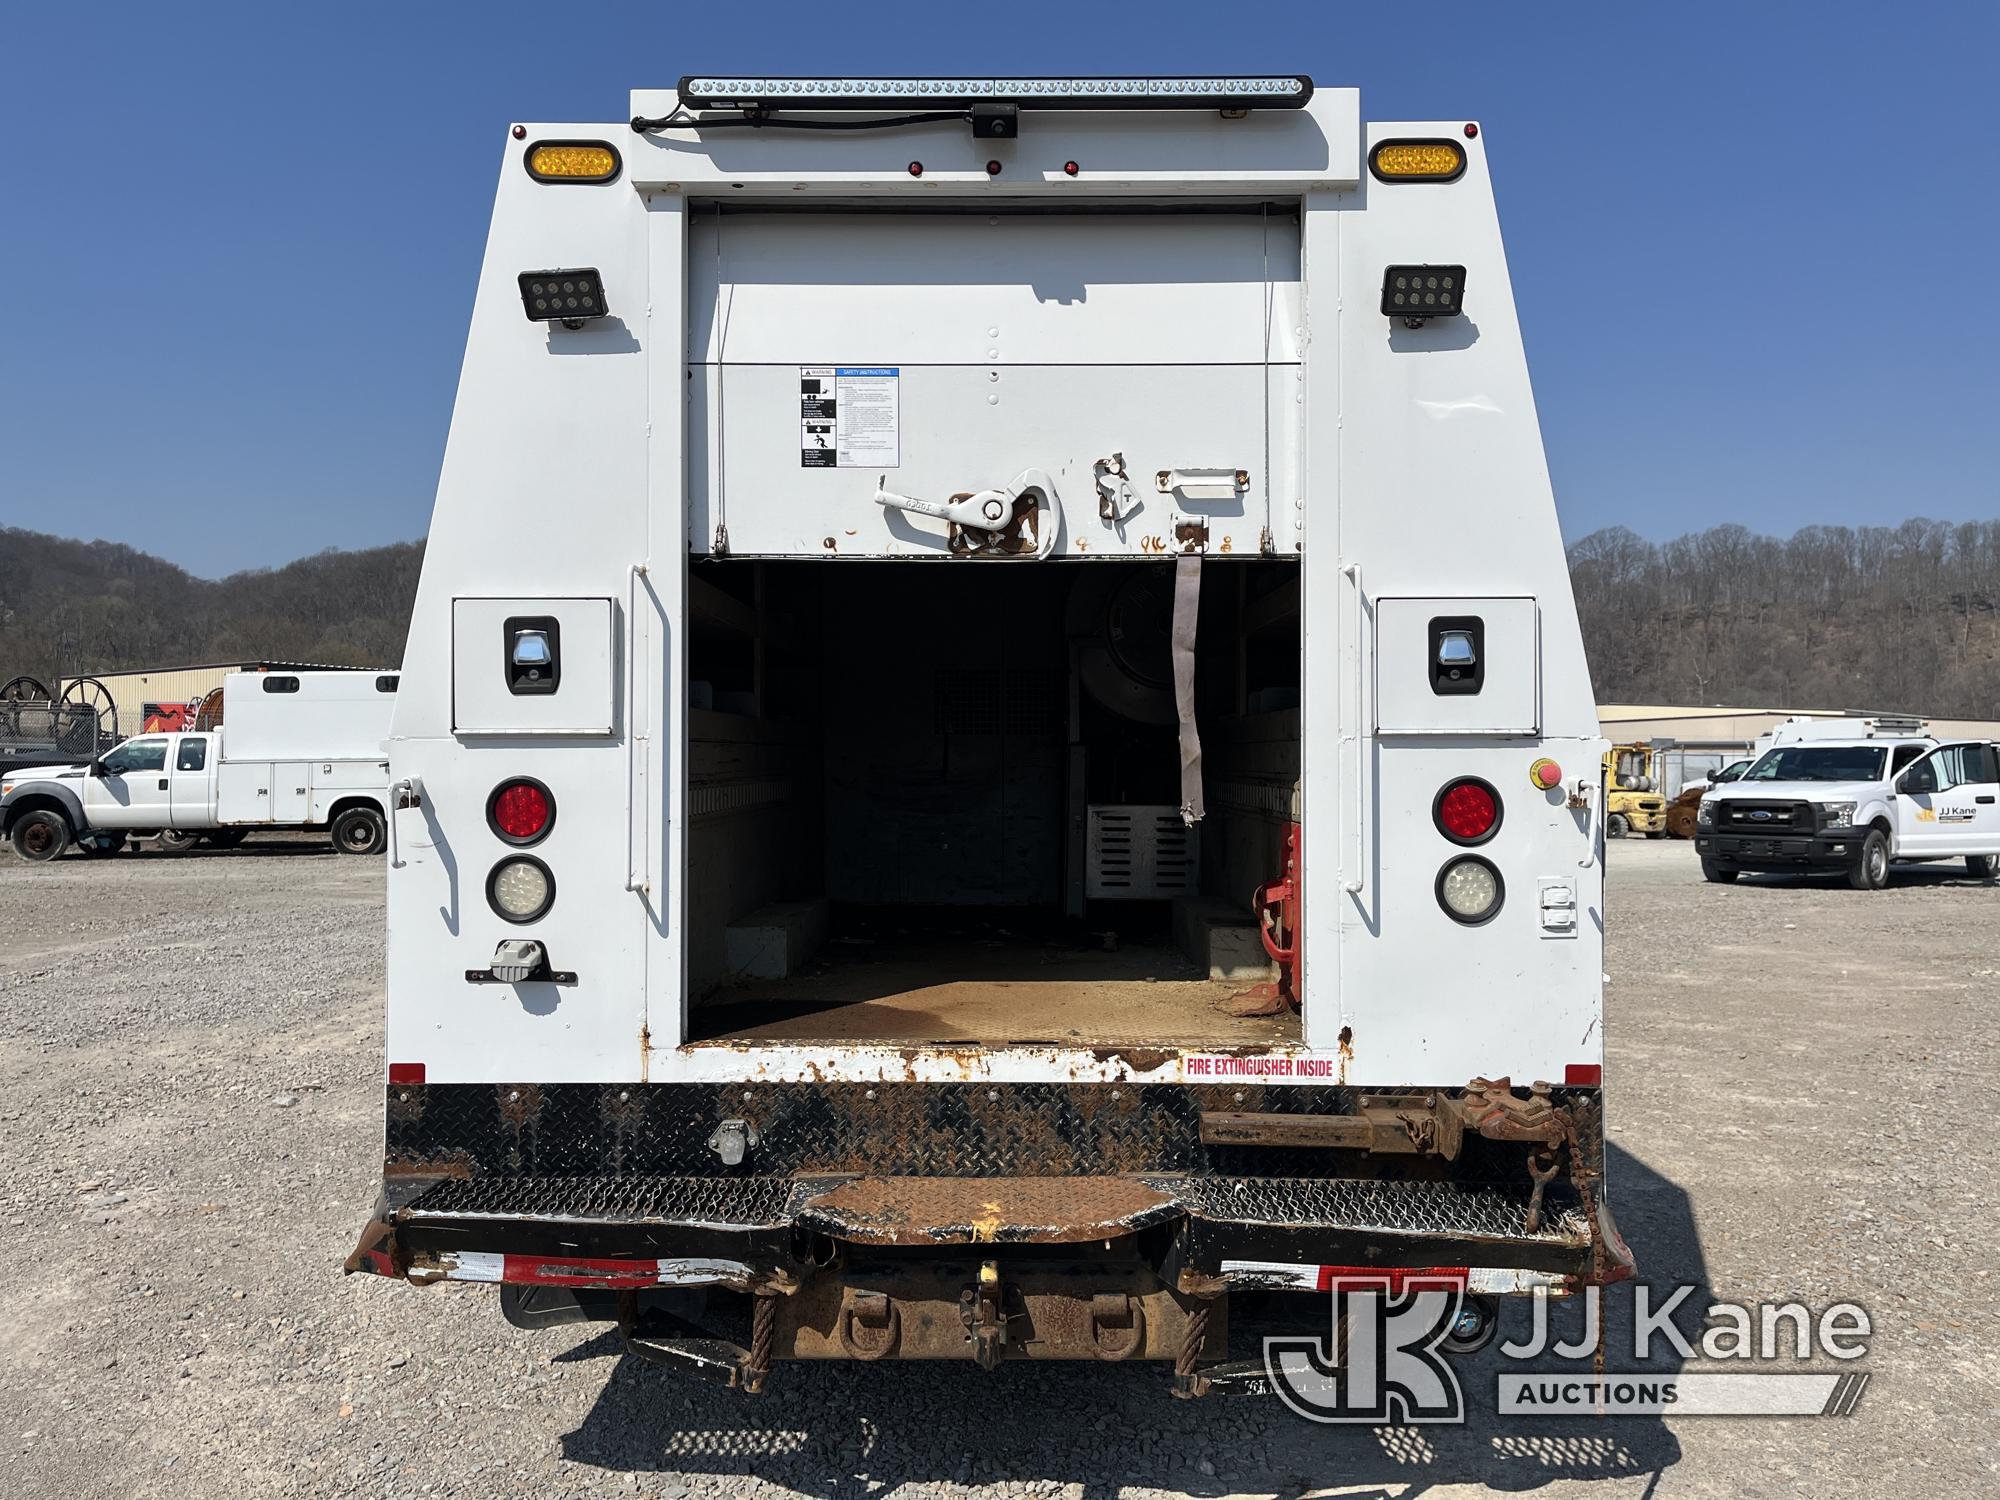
[800, 367, 899, 468]
[1181, 1053, 1341, 1082]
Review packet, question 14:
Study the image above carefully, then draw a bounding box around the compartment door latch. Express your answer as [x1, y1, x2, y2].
[874, 467, 1058, 558]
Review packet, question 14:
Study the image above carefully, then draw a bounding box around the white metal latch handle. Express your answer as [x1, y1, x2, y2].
[875, 482, 1012, 530]
[388, 777, 423, 870]
[873, 467, 1058, 557]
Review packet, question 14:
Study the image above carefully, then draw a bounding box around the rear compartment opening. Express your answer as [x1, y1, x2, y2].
[684, 559, 1302, 1049]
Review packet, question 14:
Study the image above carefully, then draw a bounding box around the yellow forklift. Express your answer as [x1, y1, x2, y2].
[1603, 742, 1668, 839]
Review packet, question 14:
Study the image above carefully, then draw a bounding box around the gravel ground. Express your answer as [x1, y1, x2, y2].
[2, 835, 1995, 1498]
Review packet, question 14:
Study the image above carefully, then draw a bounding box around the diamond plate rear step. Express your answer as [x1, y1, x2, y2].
[388, 1170, 1595, 1279]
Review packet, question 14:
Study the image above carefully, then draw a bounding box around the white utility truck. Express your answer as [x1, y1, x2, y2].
[1, 670, 396, 860]
[1696, 716, 2000, 888]
[346, 76, 1631, 1395]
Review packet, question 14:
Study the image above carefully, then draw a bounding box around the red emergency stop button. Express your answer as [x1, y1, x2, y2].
[1530, 757, 1563, 790]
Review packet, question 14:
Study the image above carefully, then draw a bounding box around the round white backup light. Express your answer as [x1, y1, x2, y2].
[488, 856, 554, 924]
[1437, 856, 1503, 925]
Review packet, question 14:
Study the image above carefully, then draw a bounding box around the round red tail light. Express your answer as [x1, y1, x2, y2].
[1434, 777, 1501, 845]
[488, 778, 555, 846]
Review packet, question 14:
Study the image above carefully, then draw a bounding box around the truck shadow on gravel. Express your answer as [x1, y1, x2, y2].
[78, 841, 338, 861]
[552, 1145, 1701, 1498]
[1732, 867, 1998, 892]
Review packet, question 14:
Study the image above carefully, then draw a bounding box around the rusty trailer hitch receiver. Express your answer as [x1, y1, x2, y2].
[962, 1259, 1009, 1370]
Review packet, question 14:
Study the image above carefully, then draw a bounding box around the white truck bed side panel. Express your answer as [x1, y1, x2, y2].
[384, 127, 654, 1081]
[1325, 125, 1603, 1083]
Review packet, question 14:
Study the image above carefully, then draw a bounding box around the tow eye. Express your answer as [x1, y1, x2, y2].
[838, 1289, 901, 1360]
[874, 467, 1058, 557]
[1089, 1292, 1145, 1361]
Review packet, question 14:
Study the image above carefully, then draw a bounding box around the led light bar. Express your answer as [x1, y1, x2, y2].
[677, 75, 1313, 112]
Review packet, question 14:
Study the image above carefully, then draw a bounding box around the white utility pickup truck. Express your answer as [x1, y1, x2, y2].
[1, 669, 397, 861]
[1696, 717, 2000, 889]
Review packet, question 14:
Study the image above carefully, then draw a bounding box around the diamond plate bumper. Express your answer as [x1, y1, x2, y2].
[360, 1080, 1623, 1288]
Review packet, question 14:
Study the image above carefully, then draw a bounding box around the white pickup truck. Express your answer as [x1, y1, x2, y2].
[1, 669, 396, 861]
[1696, 720, 2000, 889]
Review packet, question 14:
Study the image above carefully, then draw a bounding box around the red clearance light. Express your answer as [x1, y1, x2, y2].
[1565, 1064, 1602, 1087]
[1063, 160, 1080, 176]
[1434, 777, 1501, 845]
[488, 778, 555, 846]
[907, 160, 923, 176]
[387, 1062, 425, 1085]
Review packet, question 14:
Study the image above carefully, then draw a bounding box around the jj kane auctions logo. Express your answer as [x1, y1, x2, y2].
[1266, 1279, 1874, 1422]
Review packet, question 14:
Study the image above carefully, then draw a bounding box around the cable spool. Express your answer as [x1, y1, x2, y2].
[1065, 569, 1177, 725]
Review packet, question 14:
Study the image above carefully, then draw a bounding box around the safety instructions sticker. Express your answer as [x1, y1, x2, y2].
[800, 367, 899, 468]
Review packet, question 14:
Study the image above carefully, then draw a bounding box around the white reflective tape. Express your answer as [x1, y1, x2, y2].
[440, 1250, 504, 1283]
[432, 1251, 753, 1287]
[1219, 1259, 1321, 1289]
[1218, 1260, 1572, 1296]
[1466, 1267, 1571, 1295]
[656, 1257, 753, 1286]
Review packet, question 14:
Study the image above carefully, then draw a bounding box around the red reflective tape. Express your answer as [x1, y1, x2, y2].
[1564, 1064, 1602, 1086]
[387, 1063, 426, 1085]
[1316, 1266, 1470, 1292]
[500, 1255, 660, 1289]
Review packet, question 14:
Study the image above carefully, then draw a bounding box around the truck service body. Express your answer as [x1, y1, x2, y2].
[349, 77, 1631, 1390]
[1, 670, 396, 859]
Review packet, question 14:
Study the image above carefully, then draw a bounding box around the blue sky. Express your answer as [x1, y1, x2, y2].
[2, 1, 1994, 577]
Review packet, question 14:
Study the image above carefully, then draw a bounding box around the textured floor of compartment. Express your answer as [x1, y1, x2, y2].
[690, 936, 1299, 1047]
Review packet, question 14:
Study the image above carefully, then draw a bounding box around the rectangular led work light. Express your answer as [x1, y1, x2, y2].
[676, 76, 1314, 112]
[519, 269, 608, 328]
[1382, 265, 1466, 327]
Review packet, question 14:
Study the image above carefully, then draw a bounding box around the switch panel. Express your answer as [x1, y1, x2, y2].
[1537, 876, 1578, 939]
